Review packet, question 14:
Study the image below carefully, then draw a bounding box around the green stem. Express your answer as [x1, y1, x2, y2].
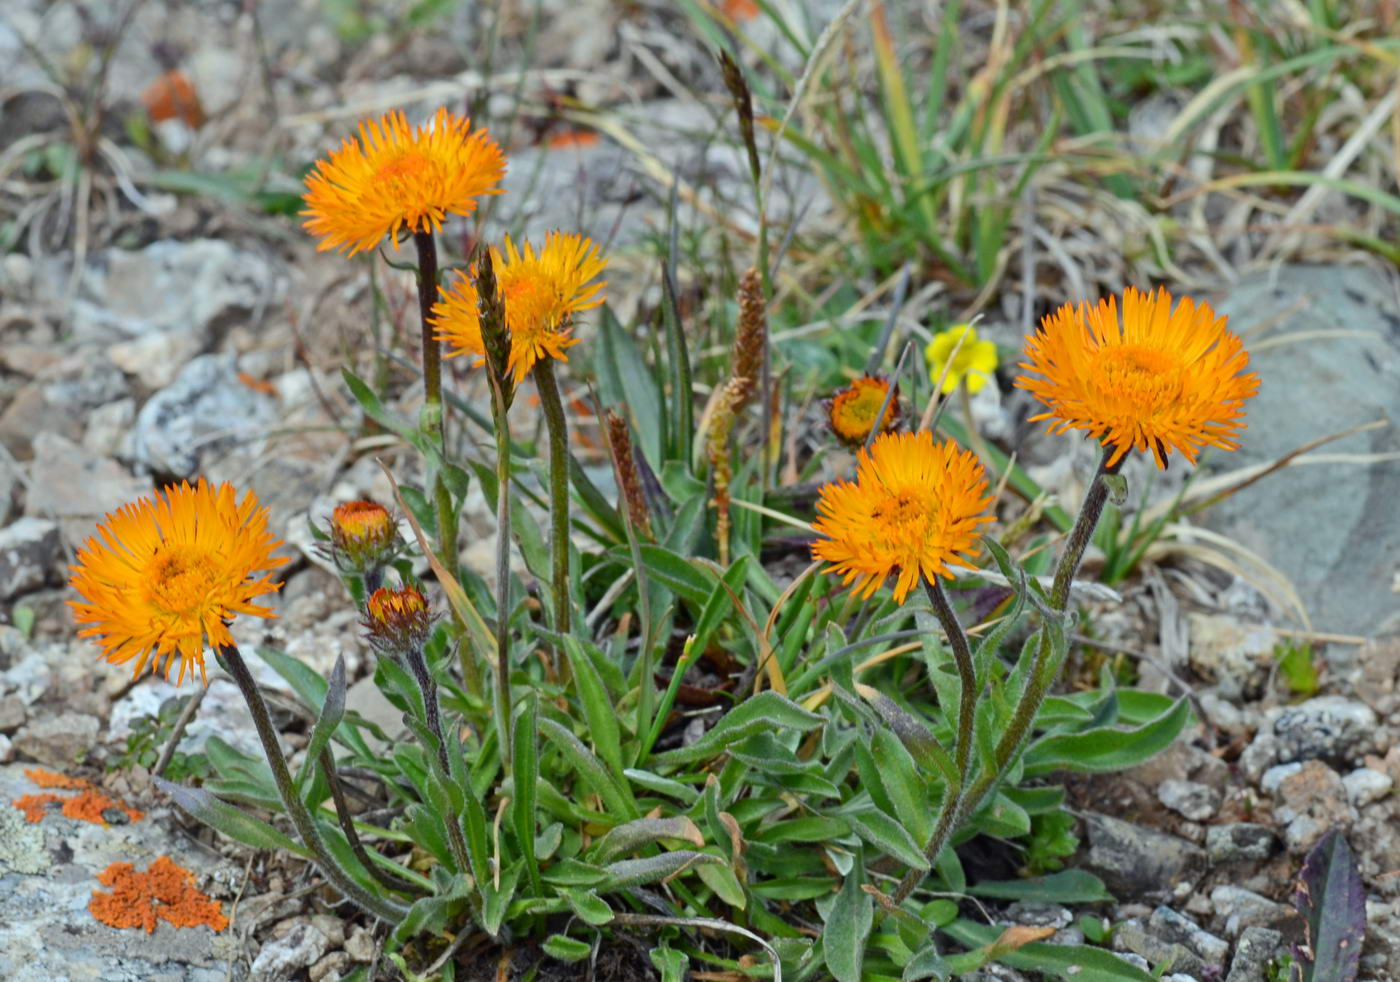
[318, 747, 421, 896]
[923, 577, 976, 780]
[412, 229, 477, 698]
[487, 368, 514, 767]
[1050, 448, 1117, 612]
[219, 644, 408, 922]
[890, 781, 964, 905]
[404, 645, 473, 871]
[532, 358, 572, 652]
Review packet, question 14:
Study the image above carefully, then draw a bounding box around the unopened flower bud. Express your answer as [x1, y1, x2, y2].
[363, 584, 432, 655]
[328, 500, 399, 573]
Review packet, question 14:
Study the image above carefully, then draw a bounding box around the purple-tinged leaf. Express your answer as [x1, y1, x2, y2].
[1293, 828, 1364, 982]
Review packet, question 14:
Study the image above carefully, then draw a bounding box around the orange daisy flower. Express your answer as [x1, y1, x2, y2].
[812, 431, 994, 604]
[67, 480, 287, 686]
[826, 374, 901, 448]
[432, 231, 607, 383]
[1016, 287, 1260, 468]
[302, 107, 506, 256]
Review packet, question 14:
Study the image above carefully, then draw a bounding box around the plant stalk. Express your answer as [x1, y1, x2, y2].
[923, 577, 977, 780]
[318, 747, 421, 896]
[487, 370, 514, 767]
[218, 643, 408, 922]
[532, 357, 572, 656]
[1050, 448, 1118, 612]
[403, 644, 474, 872]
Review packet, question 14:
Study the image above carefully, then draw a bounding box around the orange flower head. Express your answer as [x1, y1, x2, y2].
[431, 231, 607, 383]
[364, 584, 432, 654]
[67, 480, 287, 686]
[827, 375, 901, 447]
[1015, 287, 1260, 468]
[302, 107, 506, 256]
[812, 430, 993, 604]
[328, 500, 398, 570]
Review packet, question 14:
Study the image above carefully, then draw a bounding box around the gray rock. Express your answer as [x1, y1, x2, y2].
[12, 711, 99, 767]
[344, 924, 376, 961]
[1209, 885, 1291, 938]
[1271, 696, 1377, 764]
[1259, 761, 1303, 795]
[1112, 919, 1208, 978]
[1186, 613, 1277, 700]
[0, 763, 235, 981]
[1157, 779, 1221, 822]
[0, 518, 61, 599]
[1225, 926, 1283, 982]
[250, 916, 332, 981]
[23, 432, 150, 546]
[1206, 823, 1278, 863]
[1083, 813, 1206, 901]
[127, 354, 278, 478]
[1274, 760, 1356, 854]
[0, 693, 26, 732]
[1205, 265, 1400, 637]
[1148, 906, 1230, 966]
[310, 951, 352, 982]
[0, 449, 19, 524]
[62, 239, 283, 388]
[1239, 733, 1280, 785]
[0, 732, 11, 762]
[0, 801, 46, 874]
[82, 397, 137, 457]
[1342, 766, 1393, 807]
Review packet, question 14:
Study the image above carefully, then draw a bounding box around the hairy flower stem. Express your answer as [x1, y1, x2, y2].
[888, 580, 977, 906]
[532, 357, 572, 659]
[1049, 449, 1118, 612]
[318, 747, 421, 895]
[923, 578, 977, 780]
[486, 372, 514, 766]
[412, 230, 474, 696]
[218, 643, 408, 923]
[404, 645, 473, 871]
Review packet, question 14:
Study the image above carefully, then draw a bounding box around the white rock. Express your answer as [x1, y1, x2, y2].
[1342, 767, 1392, 807]
[1260, 761, 1303, 795]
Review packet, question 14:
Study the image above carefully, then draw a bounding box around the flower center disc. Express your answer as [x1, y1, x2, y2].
[872, 492, 930, 547]
[1097, 343, 1184, 411]
[147, 547, 220, 616]
[504, 275, 559, 335]
[375, 151, 432, 198]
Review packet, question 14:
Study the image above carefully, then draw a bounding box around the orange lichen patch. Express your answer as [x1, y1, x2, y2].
[13, 793, 62, 822]
[547, 129, 599, 150]
[24, 767, 95, 790]
[89, 856, 228, 933]
[722, 0, 760, 21]
[141, 70, 206, 128]
[62, 789, 144, 825]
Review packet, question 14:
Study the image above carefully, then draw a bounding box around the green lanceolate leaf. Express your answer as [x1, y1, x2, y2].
[823, 870, 874, 982]
[601, 850, 722, 889]
[844, 806, 929, 870]
[563, 888, 614, 926]
[966, 869, 1113, 904]
[542, 935, 592, 962]
[563, 636, 624, 780]
[591, 816, 705, 863]
[1294, 827, 1365, 982]
[1022, 697, 1192, 777]
[155, 777, 311, 858]
[296, 655, 347, 793]
[513, 696, 541, 894]
[538, 717, 638, 820]
[651, 691, 823, 765]
[941, 920, 1154, 981]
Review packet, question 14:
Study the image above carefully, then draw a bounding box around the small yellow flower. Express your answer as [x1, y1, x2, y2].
[67, 480, 288, 686]
[925, 324, 999, 394]
[1015, 287, 1260, 468]
[432, 231, 607, 383]
[811, 430, 994, 604]
[826, 375, 901, 448]
[302, 107, 506, 256]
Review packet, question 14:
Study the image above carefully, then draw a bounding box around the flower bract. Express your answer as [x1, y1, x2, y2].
[926, 323, 999, 394]
[432, 231, 607, 383]
[363, 584, 432, 655]
[812, 430, 994, 603]
[302, 107, 506, 256]
[826, 375, 901, 448]
[67, 480, 287, 686]
[1015, 286, 1260, 468]
[328, 500, 398, 571]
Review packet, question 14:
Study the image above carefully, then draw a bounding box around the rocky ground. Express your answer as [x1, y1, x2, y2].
[3, 0, 1400, 980]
